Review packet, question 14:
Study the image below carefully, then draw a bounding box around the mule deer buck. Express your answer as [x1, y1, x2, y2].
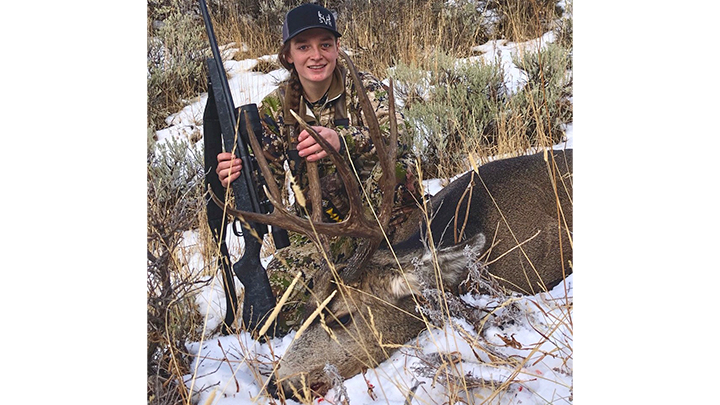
[211, 49, 573, 397]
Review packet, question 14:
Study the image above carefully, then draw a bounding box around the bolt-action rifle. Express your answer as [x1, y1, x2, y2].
[199, 0, 289, 336]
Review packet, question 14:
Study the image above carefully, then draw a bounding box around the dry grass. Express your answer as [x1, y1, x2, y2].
[176, 235, 573, 405]
[147, 1, 573, 404]
[147, 0, 568, 131]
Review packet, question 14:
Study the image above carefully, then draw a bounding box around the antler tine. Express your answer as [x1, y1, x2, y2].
[242, 110, 282, 200]
[328, 50, 402, 283]
[339, 50, 400, 233]
[377, 77, 399, 225]
[248, 113, 330, 246]
[338, 50, 397, 191]
[387, 77, 399, 164]
[303, 145, 330, 252]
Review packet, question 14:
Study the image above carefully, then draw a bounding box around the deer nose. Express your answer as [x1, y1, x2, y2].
[267, 373, 305, 400]
[266, 375, 279, 398]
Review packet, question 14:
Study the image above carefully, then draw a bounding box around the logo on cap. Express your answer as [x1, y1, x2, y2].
[318, 11, 332, 26]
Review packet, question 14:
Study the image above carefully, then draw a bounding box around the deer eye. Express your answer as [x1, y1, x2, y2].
[326, 312, 352, 328]
[337, 313, 352, 326]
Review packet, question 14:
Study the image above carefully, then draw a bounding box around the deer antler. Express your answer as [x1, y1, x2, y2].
[334, 49, 400, 281]
[210, 50, 400, 283]
[208, 111, 382, 241]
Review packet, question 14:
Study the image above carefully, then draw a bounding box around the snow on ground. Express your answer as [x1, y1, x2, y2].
[154, 30, 566, 149]
[185, 276, 573, 405]
[156, 51, 288, 145]
[470, 31, 557, 95]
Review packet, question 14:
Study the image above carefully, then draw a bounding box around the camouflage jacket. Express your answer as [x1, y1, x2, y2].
[256, 64, 420, 244]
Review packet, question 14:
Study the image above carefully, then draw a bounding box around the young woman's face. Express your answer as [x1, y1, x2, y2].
[286, 28, 339, 86]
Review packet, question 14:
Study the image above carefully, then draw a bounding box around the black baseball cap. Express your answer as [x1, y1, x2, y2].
[282, 3, 342, 44]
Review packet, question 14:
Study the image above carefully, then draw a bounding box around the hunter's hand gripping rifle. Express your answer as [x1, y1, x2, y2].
[199, 0, 289, 335]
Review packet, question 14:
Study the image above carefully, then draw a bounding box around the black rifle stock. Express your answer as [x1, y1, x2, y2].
[199, 0, 286, 336]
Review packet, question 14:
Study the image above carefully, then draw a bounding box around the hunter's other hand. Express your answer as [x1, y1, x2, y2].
[297, 126, 341, 162]
[216, 152, 242, 188]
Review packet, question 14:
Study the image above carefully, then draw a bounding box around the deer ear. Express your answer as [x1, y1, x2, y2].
[437, 233, 486, 265]
[434, 233, 487, 285]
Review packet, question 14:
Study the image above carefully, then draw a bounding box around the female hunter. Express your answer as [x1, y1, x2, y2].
[216, 3, 420, 271]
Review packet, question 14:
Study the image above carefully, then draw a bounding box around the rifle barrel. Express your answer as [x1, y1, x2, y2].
[198, 0, 234, 122]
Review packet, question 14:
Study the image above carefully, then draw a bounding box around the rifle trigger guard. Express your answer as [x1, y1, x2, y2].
[231, 217, 243, 237]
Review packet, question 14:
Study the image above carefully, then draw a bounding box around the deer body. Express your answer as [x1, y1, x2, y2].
[210, 50, 572, 397]
[275, 149, 572, 396]
[400, 149, 574, 295]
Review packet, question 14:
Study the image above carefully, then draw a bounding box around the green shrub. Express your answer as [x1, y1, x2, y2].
[392, 52, 506, 178]
[554, 1, 573, 50]
[506, 41, 573, 148]
[147, 135, 206, 405]
[391, 40, 572, 178]
[147, 0, 207, 131]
